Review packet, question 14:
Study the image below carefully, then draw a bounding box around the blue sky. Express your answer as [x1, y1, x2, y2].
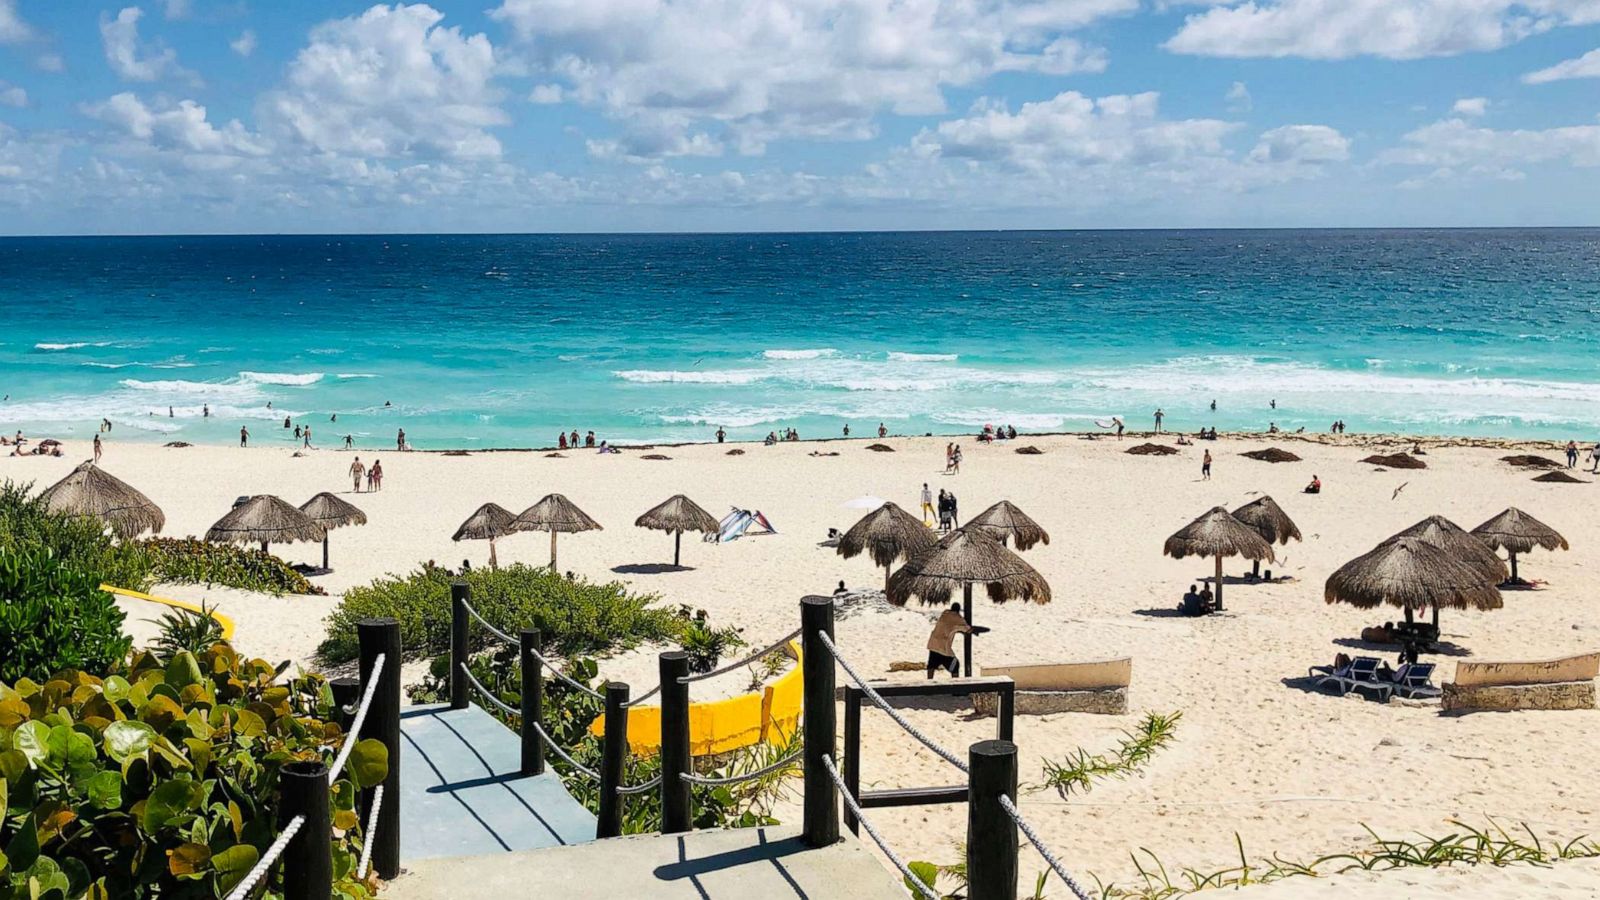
[0, 0, 1597, 233]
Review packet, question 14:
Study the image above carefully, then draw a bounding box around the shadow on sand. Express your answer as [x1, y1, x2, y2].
[612, 563, 695, 575]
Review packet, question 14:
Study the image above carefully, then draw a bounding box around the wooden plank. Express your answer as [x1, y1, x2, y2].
[843, 676, 1014, 700]
[860, 786, 968, 807]
[1453, 652, 1599, 687]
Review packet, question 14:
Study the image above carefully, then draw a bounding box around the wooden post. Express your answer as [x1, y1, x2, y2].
[550, 531, 559, 570]
[1213, 554, 1225, 611]
[966, 740, 1018, 900]
[450, 582, 469, 710]
[596, 682, 630, 839]
[659, 651, 692, 834]
[322, 536, 331, 571]
[673, 531, 682, 567]
[843, 688, 861, 836]
[996, 683, 1015, 743]
[357, 617, 402, 880]
[330, 677, 359, 731]
[279, 761, 332, 900]
[520, 628, 543, 776]
[801, 595, 839, 848]
[962, 583, 975, 678]
[1509, 550, 1520, 583]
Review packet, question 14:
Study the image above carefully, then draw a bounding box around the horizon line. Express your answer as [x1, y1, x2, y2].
[3, 225, 1600, 239]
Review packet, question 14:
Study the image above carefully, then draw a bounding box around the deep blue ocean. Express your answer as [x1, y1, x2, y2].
[1, 230, 1597, 449]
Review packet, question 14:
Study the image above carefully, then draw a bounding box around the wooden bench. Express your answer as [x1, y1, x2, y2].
[1441, 652, 1598, 712]
[972, 657, 1132, 716]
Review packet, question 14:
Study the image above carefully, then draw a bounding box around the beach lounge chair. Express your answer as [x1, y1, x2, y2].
[1390, 662, 1441, 699]
[1311, 657, 1392, 700]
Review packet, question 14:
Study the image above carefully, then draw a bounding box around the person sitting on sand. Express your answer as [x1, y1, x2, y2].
[1198, 585, 1214, 612]
[1268, 422, 1279, 434]
[926, 602, 974, 678]
[1304, 474, 1321, 494]
[1177, 434, 1192, 446]
[834, 580, 848, 597]
[764, 431, 778, 445]
[1412, 442, 1426, 455]
[1181, 584, 1202, 616]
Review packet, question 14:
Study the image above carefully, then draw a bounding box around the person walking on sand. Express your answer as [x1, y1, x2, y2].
[349, 457, 366, 493]
[1566, 440, 1578, 468]
[926, 602, 973, 678]
[1153, 408, 1164, 433]
[303, 425, 313, 449]
[1591, 441, 1600, 475]
[944, 442, 955, 474]
[1201, 449, 1212, 480]
[951, 444, 963, 474]
[240, 426, 249, 448]
[920, 482, 935, 526]
[92, 433, 102, 463]
[370, 458, 383, 491]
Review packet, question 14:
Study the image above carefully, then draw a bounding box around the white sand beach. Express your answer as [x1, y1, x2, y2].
[6, 432, 1597, 895]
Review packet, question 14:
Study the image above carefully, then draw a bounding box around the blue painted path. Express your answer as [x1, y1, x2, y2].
[398, 703, 596, 862]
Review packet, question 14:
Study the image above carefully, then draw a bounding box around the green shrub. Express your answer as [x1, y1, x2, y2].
[0, 644, 384, 899]
[0, 482, 151, 592]
[149, 602, 227, 662]
[320, 564, 683, 664]
[0, 546, 132, 685]
[678, 612, 746, 675]
[138, 537, 323, 596]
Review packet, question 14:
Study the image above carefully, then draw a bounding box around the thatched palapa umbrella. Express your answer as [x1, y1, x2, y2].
[453, 503, 517, 569]
[299, 492, 367, 572]
[206, 495, 325, 556]
[1471, 507, 1569, 585]
[1163, 507, 1274, 611]
[887, 527, 1051, 676]
[1325, 537, 1502, 628]
[836, 501, 937, 591]
[1390, 515, 1506, 586]
[635, 494, 720, 567]
[38, 461, 165, 539]
[1230, 495, 1300, 577]
[513, 493, 602, 569]
[966, 500, 1050, 551]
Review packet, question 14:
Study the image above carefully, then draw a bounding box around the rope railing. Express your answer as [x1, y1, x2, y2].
[816, 631, 969, 774]
[357, 785, 386, 880]
[222, 815, 305, 900]
[614, 774, 663, 796]
[328, 653, 386, 784]
[460, 598, 519, 646]
[459, 663, 520, 717]
[1001, 795, 1095, 900]
[679, 745, 804, 787]
[528, 719, 602, 781]
[822, 755, 939, 900]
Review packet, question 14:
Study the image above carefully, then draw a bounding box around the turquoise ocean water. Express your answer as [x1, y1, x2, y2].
[1, 230, 1597, 449]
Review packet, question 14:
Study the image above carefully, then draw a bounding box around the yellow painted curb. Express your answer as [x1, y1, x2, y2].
[100, 584, 236, 641]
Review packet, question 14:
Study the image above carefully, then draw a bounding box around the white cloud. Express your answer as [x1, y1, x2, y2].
[231, 29, 258, 58]
[100, 7, 197, 83]
[1225, 80, 1252, 112]
[1381, 115, 1600, 177]
[0, 0, 34, 43]
[528, 84, 564, 104]
[258, 4, 507, 161]
[0, 82, 25, 108]
[912, 91, 1238, 172]
[35, 54, 64, 73]
[1523, 47, 1600, 82]
[1249, 124, 1350, 163]
[161, 0, 191, 20]
[1166, 0, 1600, 60]
[491, 0, 1136, 157]
[1452, 96, 1489, 116]
[85, 92, 270, 159]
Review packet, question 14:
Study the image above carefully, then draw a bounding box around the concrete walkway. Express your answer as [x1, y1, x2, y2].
[398, 703, 595, 861]
[387, 826, 909, 899]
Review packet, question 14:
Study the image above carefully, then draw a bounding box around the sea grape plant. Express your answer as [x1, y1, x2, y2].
[0, 644, 385, 899]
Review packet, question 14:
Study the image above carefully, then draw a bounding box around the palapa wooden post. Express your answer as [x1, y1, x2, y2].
[357, 617, 402, 880]
[449, 582, 469, 710]
[279, 761, 332, 900]
[597, 682, 630, 839]
[962, 582, 975, 678]
[1214, 554, 1225, 611]
[521, 628, 543, 776]
[966, 740, 1018, 900]
[801, 595, 839, 847]
[659, 651, 692, 833]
